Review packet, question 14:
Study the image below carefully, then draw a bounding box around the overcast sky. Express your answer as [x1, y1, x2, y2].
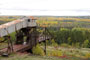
[0, 0, 90, 16]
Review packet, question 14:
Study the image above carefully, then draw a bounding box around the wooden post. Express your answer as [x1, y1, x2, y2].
[45, 27, 46, 55]
[34, 27, 37, 46]
[6, 36, 13, 54]
[9, 36, 14, 53]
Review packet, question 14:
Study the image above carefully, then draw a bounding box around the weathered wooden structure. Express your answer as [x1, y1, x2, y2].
[0, 16, 52, 56]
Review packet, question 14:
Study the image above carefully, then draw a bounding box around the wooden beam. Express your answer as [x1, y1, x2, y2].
[45, 27, 46, 55]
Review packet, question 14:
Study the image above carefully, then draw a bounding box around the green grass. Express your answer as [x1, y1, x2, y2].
[0, 54, 83, 60]
[0, 46, 90, 60]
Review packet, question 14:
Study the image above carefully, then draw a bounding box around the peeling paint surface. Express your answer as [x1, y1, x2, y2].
[0, 17, 37, 37]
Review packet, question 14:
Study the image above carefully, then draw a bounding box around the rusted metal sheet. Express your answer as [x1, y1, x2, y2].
[0, 17, 37, 37]
[22, 20, 28, 28]
[15, 21, 23, 30]
[0, 20, 23, 37]
[28, 20, 36, 27]
[0, 25, 8, 37]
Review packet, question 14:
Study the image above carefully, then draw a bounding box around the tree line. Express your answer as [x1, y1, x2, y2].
[49, 28, 90, 48]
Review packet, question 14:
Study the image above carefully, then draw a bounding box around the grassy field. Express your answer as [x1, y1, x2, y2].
[0, 46, 90, 60]
[0, 53, 86, 60]
[0, 54, 85, 60]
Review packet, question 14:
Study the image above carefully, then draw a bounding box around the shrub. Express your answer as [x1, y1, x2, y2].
[40, 42, 44, 46]
[51, 39, 55, 45]
[75, 42, 80, 48]
[0, 37, 4, 42]
[82, 39, 89, 48]
[68, 37, 72, 45]
[10, 32, 16, 42]
[46, 40, 50, 46]
[32, 44, 45, 56]
[71, 43, 76, 48]
[85, 53, 90, 58]
[51, 39, 58, 47]
[53, 43, 58, 48]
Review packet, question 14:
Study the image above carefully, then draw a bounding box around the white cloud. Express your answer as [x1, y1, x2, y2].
[0, 0, 90, 16]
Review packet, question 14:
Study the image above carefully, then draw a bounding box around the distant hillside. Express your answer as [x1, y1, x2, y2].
[36, 16, 90, 19]
[37, 16, 90, 28]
